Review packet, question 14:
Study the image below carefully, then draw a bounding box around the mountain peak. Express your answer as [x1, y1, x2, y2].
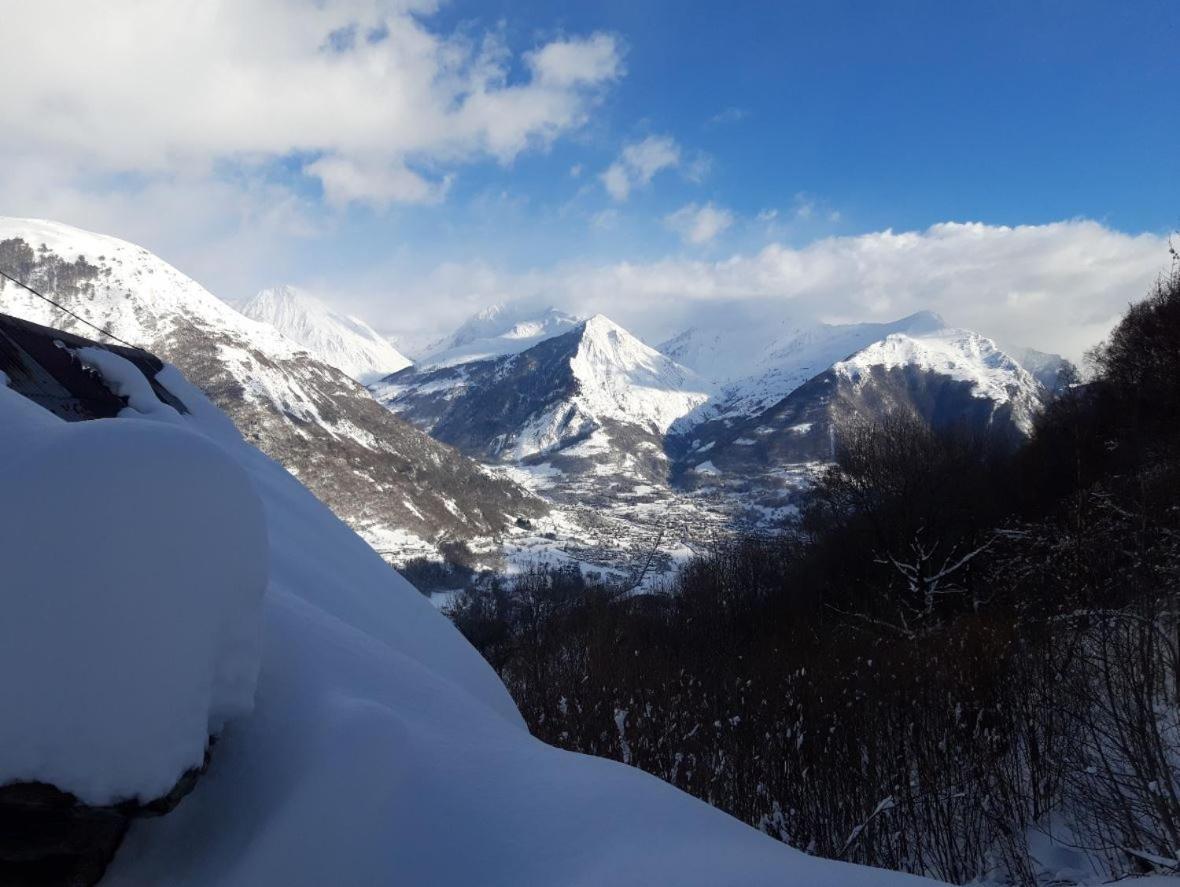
[580, 313, 627, 337]
[895, 309, 947, 331]
[833, 327, 1043, 433]
[421, 303, 582, 368]
[241, 285, 410, 384]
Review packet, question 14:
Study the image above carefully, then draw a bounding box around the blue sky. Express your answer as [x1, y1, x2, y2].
[2, 0, 1176, 356]
[300, 0, 1179, 272]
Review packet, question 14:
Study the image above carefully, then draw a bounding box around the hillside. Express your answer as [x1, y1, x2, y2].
[0, 218, 542, 565]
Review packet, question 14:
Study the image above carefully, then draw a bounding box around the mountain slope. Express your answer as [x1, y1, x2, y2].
[0, 218, 541, 563]
[676, 327, 1044, 483]
[667, 311, 948, 429]
[240, 284, 410, 384]
[375, 314, 708, 483]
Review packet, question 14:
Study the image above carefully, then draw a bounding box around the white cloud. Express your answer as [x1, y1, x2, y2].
[527, 33, 623, 87]
[0, 2, 622, 208]
[590, 209, 620, 230]
[601, 164, 634, 201]
[363, 221, 1169, 364]
[665, 202, 734, 245]
[307, 157, 453, 207]
[707, 107, 748, 126]
[600, 136, 681, 201]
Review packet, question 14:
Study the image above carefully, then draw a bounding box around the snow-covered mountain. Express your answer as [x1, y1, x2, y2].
[675, 325, 1046, 485]
[833, 327, 1043, 432]
[0, 218, 541, 563]
[375, 313, 708, 482]
[240, 284, 411, 384]
[419, 303, 582, 368]
[1003, 343, 1077, 393]
[375, 303, 1056, 573]
[667, 311, 948, 428]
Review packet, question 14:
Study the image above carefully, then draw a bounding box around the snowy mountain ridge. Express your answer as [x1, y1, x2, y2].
[241, 284, 411, 383]
[570, 314, 709, 434]
[833, 327, 1044, 434]
[668, 310, 950, 429]
[374, 313, 707, 472]
[419, 303, 582, 368]
[0, 218, 540, 564]
[375, 301, 1061, 578]
[0, 216, 1066, 584]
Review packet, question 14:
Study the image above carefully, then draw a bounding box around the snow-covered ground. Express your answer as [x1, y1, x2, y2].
[0, 337, 942, 884]
[0, 360, 266, 805]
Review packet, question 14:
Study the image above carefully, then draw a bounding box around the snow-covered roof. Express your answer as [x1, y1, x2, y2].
[0, 312, 186, 421]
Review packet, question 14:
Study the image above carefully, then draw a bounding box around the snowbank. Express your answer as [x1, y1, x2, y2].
[0, 368, 267, 805]
[5, 346, 938, 884]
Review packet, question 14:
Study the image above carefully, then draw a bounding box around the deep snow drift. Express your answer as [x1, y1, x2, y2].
[0, 359, 267, 805]
[1, 338, 937, 884]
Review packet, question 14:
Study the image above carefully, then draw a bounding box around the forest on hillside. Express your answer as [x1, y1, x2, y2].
[449, 255, 1180, 885]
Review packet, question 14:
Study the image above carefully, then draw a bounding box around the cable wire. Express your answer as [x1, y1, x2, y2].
[0, 267, 139, 350]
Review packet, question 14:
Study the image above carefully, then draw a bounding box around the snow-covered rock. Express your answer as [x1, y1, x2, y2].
[240, 284, 411, 384]
[0, 360, 266, 805]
